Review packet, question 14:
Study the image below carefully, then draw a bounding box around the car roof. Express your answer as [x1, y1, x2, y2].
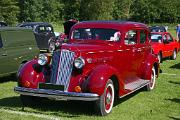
[18, 22, 52, 27]
[72, 20, 149, 30]
[0, 27, 32, 32]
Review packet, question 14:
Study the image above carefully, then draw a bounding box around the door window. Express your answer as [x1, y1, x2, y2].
[124, 30, 137, 45]
[140, 30, 146, 44]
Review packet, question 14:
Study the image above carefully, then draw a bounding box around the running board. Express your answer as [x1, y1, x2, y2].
[125, 79, 150, 91]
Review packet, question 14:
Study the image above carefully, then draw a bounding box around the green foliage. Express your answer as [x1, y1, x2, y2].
[113, 0, 133, 20]
[18, 0, 64, 22]
[62, 0, 81, 20]
[0, 0, 19, 25]
[1, 0, 180, 25]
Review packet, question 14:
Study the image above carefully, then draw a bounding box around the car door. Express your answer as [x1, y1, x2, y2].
[0, 29, 39, 76]
[0, 33, 8, 75]
[136, 29, 150, 77]
[162, 33, 172, 57]
[166, 33, 176, 56]
[123, 30, 141, 83]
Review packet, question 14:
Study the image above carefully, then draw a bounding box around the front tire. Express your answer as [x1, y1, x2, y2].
[95, 79, 115, 116]
[147, 66, 156, 91]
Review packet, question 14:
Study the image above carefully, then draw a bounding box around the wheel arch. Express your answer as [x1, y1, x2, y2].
[153, 62, 159, 78]
[86, 64, 120, 96]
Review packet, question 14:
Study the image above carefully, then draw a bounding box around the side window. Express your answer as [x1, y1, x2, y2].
[166, 34, 173, 42]
[124, 30, 137, 45]
[140, 30, 146, 44]
[0, 34, 3, 48]
[38, 26, 46, 33]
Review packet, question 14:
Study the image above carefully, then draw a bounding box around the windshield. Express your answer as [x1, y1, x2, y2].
[151, 34, 162, 42]
[71, 28, 120, 41]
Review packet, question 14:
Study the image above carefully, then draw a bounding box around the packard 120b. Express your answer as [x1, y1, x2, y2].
[15, 21, 159, 116]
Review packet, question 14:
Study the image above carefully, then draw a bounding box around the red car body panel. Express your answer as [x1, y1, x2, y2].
[15, 21, 159, 100]
[151, 32, 179, 58]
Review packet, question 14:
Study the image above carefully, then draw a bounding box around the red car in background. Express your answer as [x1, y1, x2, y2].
[150, 32, 179, 63]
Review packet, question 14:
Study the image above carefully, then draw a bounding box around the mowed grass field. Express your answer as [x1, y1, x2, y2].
[0, 54, 179, 120]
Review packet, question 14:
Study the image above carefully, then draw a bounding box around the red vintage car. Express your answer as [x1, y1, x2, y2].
[150, 32, 179, 63]
[14, 21, 159, 116]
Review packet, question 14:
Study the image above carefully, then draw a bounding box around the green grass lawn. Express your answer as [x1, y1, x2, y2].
[0, 55, 180, 120]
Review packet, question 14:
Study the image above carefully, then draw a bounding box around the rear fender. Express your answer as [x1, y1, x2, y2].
[84, 64, 119, 96]
[143, 55, 159, 79]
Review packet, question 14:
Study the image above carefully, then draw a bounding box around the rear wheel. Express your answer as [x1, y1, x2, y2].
[171, 50, 177, 60]
[147, 66, 156, 91]
[95, 79, 115, 116]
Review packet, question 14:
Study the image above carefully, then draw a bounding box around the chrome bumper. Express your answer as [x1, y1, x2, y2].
[14, 87, 99, 101]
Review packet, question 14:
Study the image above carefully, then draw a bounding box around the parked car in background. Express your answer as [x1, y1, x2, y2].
[150, 32, 179, 63]
[0, 27, 39, 76]
[150, 25, 167, 32]
[15, 21, 159, 116]
[48, 19, 78, 53]
[18, 22, 55, 52]
[0, 21, 7, 27]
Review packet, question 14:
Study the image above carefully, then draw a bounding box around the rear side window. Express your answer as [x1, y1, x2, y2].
[124, 30, 137, 45]
[140, 30, 146, 44]
[0, 34, 3, 48]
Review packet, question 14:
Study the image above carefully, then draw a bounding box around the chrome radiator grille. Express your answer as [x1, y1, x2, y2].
[50, 49, 75, 91]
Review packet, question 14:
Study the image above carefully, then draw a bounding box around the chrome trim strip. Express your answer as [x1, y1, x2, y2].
[14, 87, 99, 101]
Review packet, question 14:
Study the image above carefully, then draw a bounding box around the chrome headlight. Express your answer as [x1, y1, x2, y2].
[38, 54, 48, 65]
[74, 57, 85, 69]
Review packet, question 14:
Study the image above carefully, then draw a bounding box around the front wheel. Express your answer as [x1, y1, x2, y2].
[171, 50, 177, 60]
[147, 66, 156, 91]
[95, 79, 115, 116]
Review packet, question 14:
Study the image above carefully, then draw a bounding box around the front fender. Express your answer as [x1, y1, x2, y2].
[85, 64, 119, 96]
[18, 59, 46, 88]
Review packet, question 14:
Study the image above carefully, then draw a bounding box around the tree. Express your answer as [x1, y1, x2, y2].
[62, 0, 81, 20]
[113, 0, 133, 20]
[0, 0, 19, 25]
[80, 0, 115, 20]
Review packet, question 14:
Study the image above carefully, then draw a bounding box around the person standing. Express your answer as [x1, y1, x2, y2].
[176, 24, 180, 41]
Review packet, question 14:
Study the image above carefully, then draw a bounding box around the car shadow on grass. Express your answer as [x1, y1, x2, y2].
[114, 88, 142, 106]
[0, 96, 22, 108]
[165, 98, 180, 104]
[169, 81, 180, 85]
[0, 96, 95, 117]
[0, 73, 17, 83]
[170, 63, 180, 69]
[168, 116, 180, 120]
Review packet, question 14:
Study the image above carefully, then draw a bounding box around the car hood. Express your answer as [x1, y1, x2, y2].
[61, 40, 114, 57]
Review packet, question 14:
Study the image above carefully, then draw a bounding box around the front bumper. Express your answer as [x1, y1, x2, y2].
[14, 87, 99, 101]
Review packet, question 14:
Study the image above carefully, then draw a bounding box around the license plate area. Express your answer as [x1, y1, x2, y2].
[38, 83, 64, 91]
